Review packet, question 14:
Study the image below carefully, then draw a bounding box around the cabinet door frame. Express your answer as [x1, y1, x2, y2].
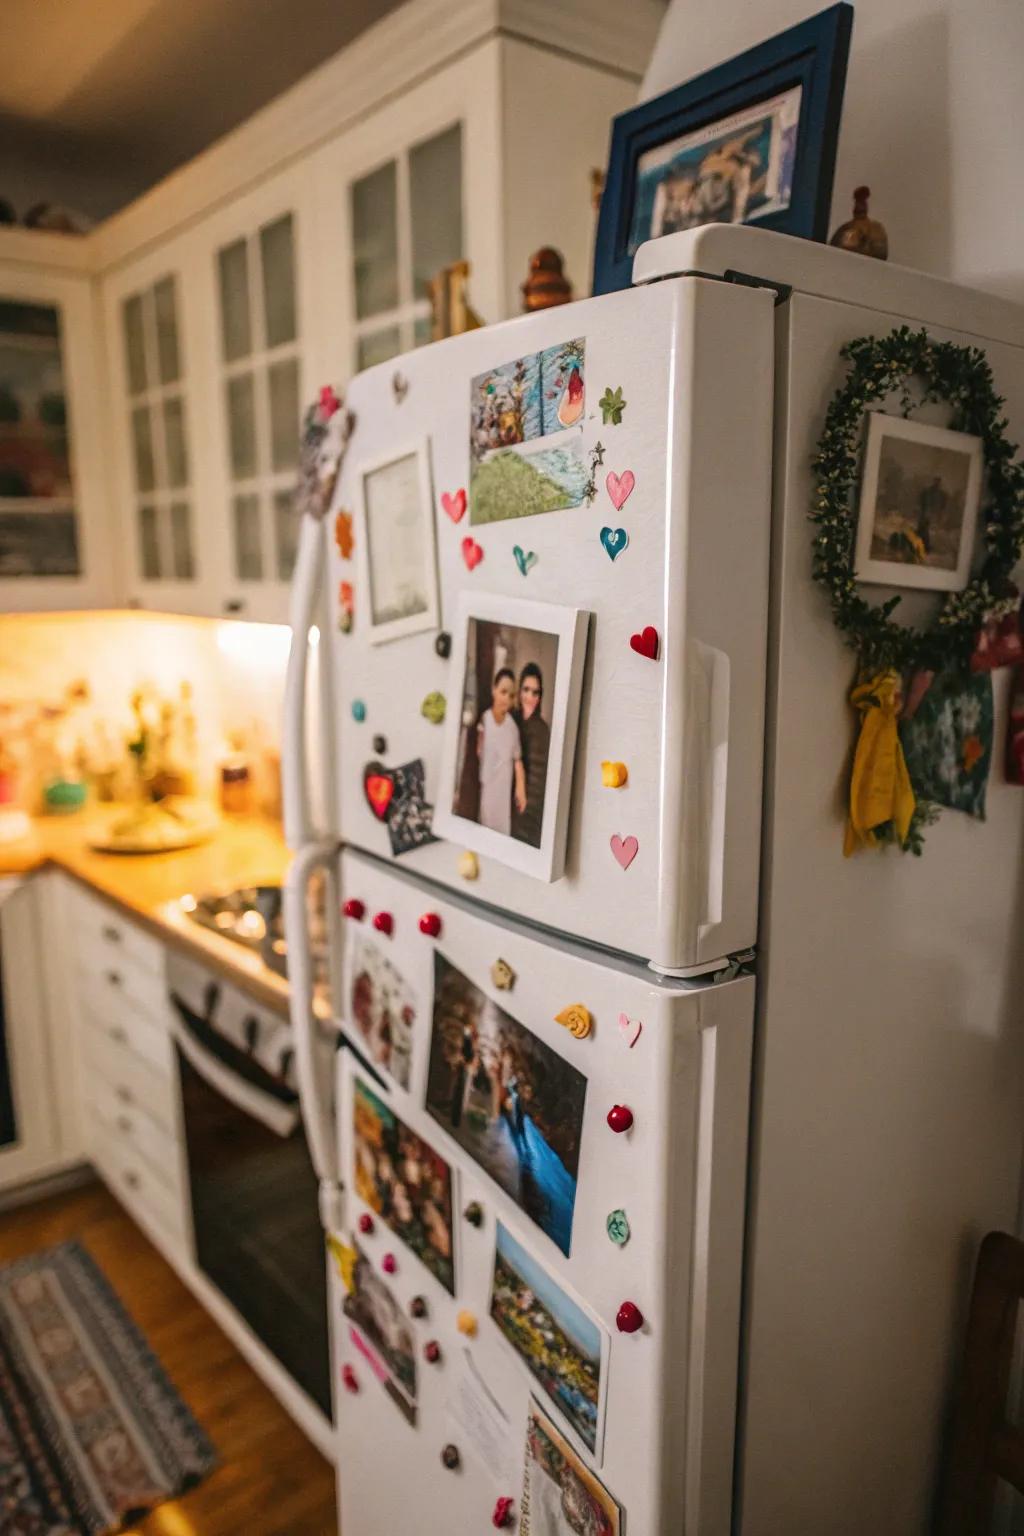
[194, 163, 317, 627]
[102, 232, 218, 616]
[0, 263, 114, 613]
[308, 44, 503, 392]
[0, 879, 62, 1190]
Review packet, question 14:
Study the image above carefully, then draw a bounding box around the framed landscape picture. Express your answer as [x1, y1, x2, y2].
[593, 3, 853, 294]
[354, 440, 439, 644]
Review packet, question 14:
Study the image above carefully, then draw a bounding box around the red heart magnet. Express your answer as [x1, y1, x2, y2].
[629, 625, 659, 661]
[363, 762, 395, 820]
[441, 488, 467, 523]
[462, 537, 484, 571]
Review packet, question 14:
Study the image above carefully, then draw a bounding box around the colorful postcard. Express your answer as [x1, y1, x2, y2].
[521, 1402, 624, 1536]
[425, 953, 587, 1256]
[469, 338, 586, 524]
[627, 83, 802, 254]
[349, 932, 416, 1090]
[490, 1222, 606, 1455]
[342, 1240, 418, 1425]
[352, 1077, 456, 1294]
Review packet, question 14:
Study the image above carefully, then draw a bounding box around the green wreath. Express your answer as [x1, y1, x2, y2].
[811, 325, 1024, 675]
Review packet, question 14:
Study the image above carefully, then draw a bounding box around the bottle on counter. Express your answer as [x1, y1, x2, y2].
[219, 732, 254, 815]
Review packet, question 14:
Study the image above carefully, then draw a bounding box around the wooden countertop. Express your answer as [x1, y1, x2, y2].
[0, 810, 307, 1016]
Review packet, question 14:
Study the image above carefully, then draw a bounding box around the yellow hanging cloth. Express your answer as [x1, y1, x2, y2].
[844, 668, 916, 855]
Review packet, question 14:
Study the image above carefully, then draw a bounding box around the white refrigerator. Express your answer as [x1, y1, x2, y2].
[284, 224, 1024, 1536]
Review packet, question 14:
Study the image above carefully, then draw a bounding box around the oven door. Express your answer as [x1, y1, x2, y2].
[170, 987, 331, 1418]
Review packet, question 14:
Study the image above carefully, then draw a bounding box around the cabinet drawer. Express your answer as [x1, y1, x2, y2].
[97, 1142, 188, 1247]
[75, 947, 169, 1032]
[82, 993, 174, 1079]
[80, 1022, 177, 1132]
[86, 1073, 182, 1191]
[67, 887, 164, 983]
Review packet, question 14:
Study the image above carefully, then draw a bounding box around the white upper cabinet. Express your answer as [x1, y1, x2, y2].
[197, 167, 316, 623]
[103, 234, 214, 614]
[9, 0, 661, 621]
[0, 242, 113, 613]
[308, 45, 501, 389]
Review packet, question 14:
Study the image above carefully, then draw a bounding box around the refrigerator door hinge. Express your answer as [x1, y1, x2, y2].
[722, 269, 792, 306]
[711, 948, 757, 984]
[319, 1180, 345, 1234]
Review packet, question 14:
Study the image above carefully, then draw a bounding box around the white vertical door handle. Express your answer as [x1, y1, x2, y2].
[283, 513, 324, 851]
[284, 839, 340, 1191]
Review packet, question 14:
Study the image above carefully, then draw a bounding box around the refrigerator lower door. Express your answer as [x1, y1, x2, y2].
[329, 850, 754, 1536]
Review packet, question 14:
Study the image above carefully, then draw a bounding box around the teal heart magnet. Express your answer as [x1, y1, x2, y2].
[513, 545, 537, 576]
[600, 526, 628, 561]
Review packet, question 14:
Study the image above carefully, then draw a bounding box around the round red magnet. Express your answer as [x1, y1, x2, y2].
[616, 1300, 644, 1334]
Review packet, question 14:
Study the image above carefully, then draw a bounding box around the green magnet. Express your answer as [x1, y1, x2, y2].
[606, 1208, 630, 1247]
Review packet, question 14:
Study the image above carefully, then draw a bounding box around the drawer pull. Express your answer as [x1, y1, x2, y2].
[106, 970, 122, 987]
[102, 925, 122, 944]
[124, 1170, 140, 1191]
[116, 1114, 133, 1134]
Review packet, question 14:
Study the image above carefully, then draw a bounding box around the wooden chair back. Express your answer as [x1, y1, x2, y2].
[937, 1230, 1024, 1535]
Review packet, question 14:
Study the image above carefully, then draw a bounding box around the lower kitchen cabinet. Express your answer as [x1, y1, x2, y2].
[64, 881, 192, 1253]
[0, 876, 73, 1190]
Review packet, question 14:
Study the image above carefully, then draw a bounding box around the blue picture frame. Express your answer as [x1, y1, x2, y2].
[593, 4, 854, 295]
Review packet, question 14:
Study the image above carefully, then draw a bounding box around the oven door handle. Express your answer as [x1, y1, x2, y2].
[170, 1002, 300, 1139]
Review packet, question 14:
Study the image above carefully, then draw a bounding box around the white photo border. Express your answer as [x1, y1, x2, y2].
[354, 438, 440, 645]
[853, 411, 984, 592]
[431, 590, 590, 883]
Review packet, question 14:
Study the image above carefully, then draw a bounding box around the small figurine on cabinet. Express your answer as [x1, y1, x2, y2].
[521, 247, 573, 312]
[830, 186, 888, 260]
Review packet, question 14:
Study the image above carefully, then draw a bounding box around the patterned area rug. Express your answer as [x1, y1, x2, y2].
[0, 1240, 215, 1534]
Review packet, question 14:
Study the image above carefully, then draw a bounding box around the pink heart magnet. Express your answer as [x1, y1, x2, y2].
[461, 536, 484, 571]
[617, 1012, 642, 1048]
[442, 488, 467, 523]
[610, 833, 638, 870]
[606, 469, 635, 512]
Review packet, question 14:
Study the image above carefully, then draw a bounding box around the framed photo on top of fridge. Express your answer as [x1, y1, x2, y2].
[592, 3, 854, 295]
[431, 591, 590, 881]
[354, 439, 440, 644]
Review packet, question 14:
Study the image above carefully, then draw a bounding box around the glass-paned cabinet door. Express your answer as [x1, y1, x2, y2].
[350, 122, 463, 370]
[119, 273, 198, 590]
[0, 300, 79, 578]
[216, 208, 304, 600]
[0, 265, 111, 612]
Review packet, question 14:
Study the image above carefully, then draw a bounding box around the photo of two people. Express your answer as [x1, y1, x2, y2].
[452, 617, 558, 850]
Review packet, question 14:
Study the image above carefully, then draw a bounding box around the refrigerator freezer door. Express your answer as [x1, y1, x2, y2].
[325, 277, 774, 972]
[329, 849, 755, 1536]
[739, 290, 1024, 1534]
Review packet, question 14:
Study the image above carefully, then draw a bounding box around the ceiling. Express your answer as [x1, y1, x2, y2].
[0, 0, 403, 222]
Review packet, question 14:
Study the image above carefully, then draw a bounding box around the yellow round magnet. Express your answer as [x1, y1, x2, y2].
[601, 761, 628, 788]
[458, 850, 479, 881]
[456, 1310, 478, 1337]
[555, 1003, 592, 1040]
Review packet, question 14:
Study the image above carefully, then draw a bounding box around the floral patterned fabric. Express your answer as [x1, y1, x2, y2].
[900, 667, 994, 820]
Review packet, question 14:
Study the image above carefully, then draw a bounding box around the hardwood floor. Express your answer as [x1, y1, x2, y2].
[0, 1179, 338, 1536]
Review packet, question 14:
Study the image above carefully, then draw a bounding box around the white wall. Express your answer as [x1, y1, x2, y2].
[641, 0, 1024, 301]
